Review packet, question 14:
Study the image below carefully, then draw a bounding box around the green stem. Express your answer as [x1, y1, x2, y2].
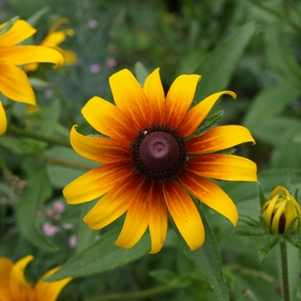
[282, 0, 301, 35]
[85, 285, 176, 301]
[280, 240, 290, 301]
[7, 125, 71, 147]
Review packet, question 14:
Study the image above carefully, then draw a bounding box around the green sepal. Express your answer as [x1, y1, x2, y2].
[257, 181, 266, 211]
[286, 236, 301, 250]
[284, 216, 300, 234]
[258, 216, 270, 233]
[0, 16, 19, 36]
[257, 237, 278, 262]
[191, 110, 224, 137]
[233, 226, 266, 236]
[294, 188, 299, 204]
[238, 214, 261, 227]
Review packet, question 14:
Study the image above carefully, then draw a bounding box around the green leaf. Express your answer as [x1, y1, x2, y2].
[149, 269, 191, 288]
[26, 7, 51, 26]
[265, 24, 301, 87]
[45, 227, 150, 281]
[40, 101, 60, 136]
[16, 167, 58, 251]
[76, 202, 99, 254]
[0, 16, 19, 36]
[258, 237, 278, 262]
[194, 22, 255, 102]
[134, 62, 149, 86]
[170, 212, 230, 301]
[233, 227, 265, 236]
[243, 80, 301, 131]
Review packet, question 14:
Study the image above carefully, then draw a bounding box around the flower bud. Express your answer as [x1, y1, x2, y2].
[262, 186, 301, 234]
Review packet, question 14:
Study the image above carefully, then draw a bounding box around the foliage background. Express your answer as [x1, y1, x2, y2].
[1, 0, 301, 300]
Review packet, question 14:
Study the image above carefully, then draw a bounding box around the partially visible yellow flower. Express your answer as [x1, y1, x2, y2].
[25, 18, 77, 72]
[0, 18, 64, 135]
[0, 101, 7, 135]
[262, 186, 301, 234]
[0, 255, 71, 301]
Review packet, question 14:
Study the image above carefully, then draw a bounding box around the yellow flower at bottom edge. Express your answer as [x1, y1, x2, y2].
[262, 186, 301, 234]
[0, 255, 71, 301]
[0, 101, 7, 136]
[63, 68, 258, 254]
[0, 18, 64, 135]
[25, 17, 78, 72]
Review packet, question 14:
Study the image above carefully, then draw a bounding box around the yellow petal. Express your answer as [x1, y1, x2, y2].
[0, 19, 36, 46]
[179, 170, 238, 226]
[0, 101, 7, 136]
[63, 162, 134, 204]
[178, 91, 236, 137]
[164, 74, 201, 129]
[0, 62, 36, 107]
[63, 50, 78, 65]
[84, 174, 144, 229]
[188, 154, 257, 182]
[34, 267, 71, 301]
[109, 69, 150, 129]
[115, 180, 151, 249]
[81, 96, 137, 142]
[10, 255, 34, 301]
[70, 125, 130, 164]
[163, 180, 204, 250]
[148, 182, 168, 254]
[0, 45, 64, 68]
[143, 68, 165, 125]
[41, 31, 67, 47]
[0, 257, 13, 301]
[188, 125, 255, 154]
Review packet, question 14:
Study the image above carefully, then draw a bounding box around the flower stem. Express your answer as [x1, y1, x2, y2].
[280, 240, 290, 301]
[7, 125, 71, 147]
[85, 285, 176, 301]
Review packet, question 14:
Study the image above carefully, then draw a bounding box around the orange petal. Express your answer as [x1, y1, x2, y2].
[70, 125, 130, 164]
[0, 62, 35, 108]
[143, 68, 165, 125]
[115, 180, 152, 249]
[163, 180, 204, 250]
[81, 96, 137, 142]
[83, 174, 144, 229]
[178, 91, 236, 137]
[10, 255, 34, 301]
[164, 74, 201, 129]
[109, 69, 150, 129]
[34, 267, 71, 301]
[179, 171, 238, 226]
[188, 125, 255, 154]
[0, 257, 13, 301]
[0, 101, 7, 136]
[188, 154, 257, 182]
[148, 182, 168, 254]
[0, 45, 64, 68]
[63, 162, 134, 204]
[0, 19, 36, 46]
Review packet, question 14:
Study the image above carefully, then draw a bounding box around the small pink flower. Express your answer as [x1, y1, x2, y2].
[88, 19, 98, 28]
[69, 235, 78, 248]
[45, 209, 53, 217]
[54, 201, 65, 213]
[42, 223, 59, 236]
[106, 58, 117, 68]
[89, 63, 101, 74]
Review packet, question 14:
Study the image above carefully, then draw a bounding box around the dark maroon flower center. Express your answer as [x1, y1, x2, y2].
[139, 131, 180, 173]
[131, 125, 187, 182]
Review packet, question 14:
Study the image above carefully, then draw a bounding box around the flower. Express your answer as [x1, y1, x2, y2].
[0, 18, 64, 135]
[0, 255, 71, 301]
[63, 68, 257, 253]
[262, 186, 301, 234]
[25, 17, 77, 72]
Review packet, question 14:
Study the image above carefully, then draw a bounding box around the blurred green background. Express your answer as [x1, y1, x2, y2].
[1, 0, 301, 300]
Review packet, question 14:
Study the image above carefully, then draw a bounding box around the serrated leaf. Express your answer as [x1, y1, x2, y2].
[16, 167, 58, 251]
[134, 62, 149, 86]
[170, 212, 230, 301]
[45, 227, 150, 281]
[195, 22, 255, 102]
[0, 16, 19, 36]
[258, 237, 278, 262]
